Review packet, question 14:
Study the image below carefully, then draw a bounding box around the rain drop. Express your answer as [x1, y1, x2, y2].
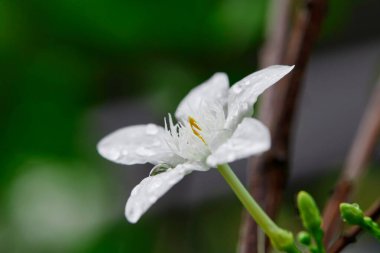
[136, 147, 155, 157]
[227, 154, 236, 161]
[241, 103, 249, 110]
[149, 164, 171, 176]
[233, 85, 243, 94]
[148, 196, 158, 203]
[146, 124, 159, 135]
[121, 149, 129, 156]
[106, 148, 121, 160]
[147, 181, 162, 193]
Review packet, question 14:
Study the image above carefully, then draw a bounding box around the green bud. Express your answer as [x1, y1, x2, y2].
[297, 191, 322, 232]
[340, 203, 380, 241]
[340, 203, 364, 225]
[297, 231, 311, 245]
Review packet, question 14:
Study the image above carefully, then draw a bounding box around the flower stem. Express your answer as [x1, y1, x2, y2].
[217, 163, 300, 253]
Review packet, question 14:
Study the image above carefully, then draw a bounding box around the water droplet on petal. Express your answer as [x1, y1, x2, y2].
[241, 102, 249, 110]
[233, 85, 243, 94]
[148, 196, 157, 203]
[227, 154, 235, 161]
[136, 147, 155, 157]
[149, 164, 171, 176]
[146, 124, 159, 135]
[147, 181, 162, 193]
[106, 148, 121, 160]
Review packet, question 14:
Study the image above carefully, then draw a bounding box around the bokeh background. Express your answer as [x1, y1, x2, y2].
[1, 0, 380, 252]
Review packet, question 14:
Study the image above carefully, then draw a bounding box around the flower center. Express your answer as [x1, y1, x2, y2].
[188, 116, 206, 144]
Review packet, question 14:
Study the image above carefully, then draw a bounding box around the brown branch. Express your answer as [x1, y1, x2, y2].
[328, 199, 380, 253]
[238, 0, 328, 252]
[238, 1, 293, 251]
[322, 74, 380, 246]
[259, 0, 293, 68]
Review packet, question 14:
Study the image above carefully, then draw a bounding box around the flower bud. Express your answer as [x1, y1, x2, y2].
[340, 203, 364, 225]
[297, 231, 311, 245]
[297, 191, 322, 232]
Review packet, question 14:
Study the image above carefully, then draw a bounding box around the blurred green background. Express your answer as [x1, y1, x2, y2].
[1, 0, 380, 252]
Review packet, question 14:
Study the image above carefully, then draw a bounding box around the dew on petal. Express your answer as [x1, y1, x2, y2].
[147, 181, 162, 193]
[146, 124, 159, 135]
[121, 149, 129, 156]
[105, 147, 121, 160]
[148, 196, 158, 203]
[227, 153, 235, 161]
[242, 103, 249, 110]
[136, 147, 155, 157]
[149, 164, 170, 176]
[233, 85, 243, 94]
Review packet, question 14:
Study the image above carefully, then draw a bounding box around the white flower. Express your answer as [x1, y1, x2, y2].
[97, 65, 294, 223]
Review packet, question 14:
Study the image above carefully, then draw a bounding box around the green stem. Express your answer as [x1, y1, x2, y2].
[362, 218, 380, 241]
[217, 164, 300, 253]
[217, 164, 277, 232]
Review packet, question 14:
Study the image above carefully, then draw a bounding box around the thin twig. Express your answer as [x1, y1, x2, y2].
[259, 0, 293, 68]
[239, 0, 328, 252]
[238, 1, 293, 252]
[322, 74, 380, 246]
[328, 199, 380, 253]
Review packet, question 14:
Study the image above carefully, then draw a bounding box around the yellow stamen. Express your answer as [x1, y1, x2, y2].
[188, 116, 206, 144]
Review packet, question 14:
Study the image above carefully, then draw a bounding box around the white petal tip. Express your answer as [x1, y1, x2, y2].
[269, 64, 295, 73]
[288, 65, 295, 71]
[125, 203, 141, 224]
[97, 142, 120, 162]
[126, 213, 140, 224]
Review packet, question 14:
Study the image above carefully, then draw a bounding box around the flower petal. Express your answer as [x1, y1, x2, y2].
[125, 162, 208, 223]
[175, 73, 229, 120]
[207, 118, 270, 167]
[97, 124, 184, 166]
[225, 65, 294, 129]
